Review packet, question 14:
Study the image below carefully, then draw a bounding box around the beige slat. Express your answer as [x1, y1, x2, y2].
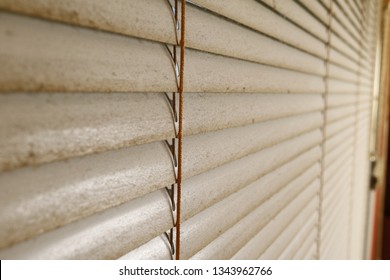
[358, 89, 374, 96]
[322, 164, 352, 205]
[0, 0, 326, 75]
[328, 63, 359, 82]
[190, 0, 327, 58]
[321, 201, 350, 254]
[0, 129, 322, 254]
[292, 230, 317, 259]
[325, 127, 356, 154]
[327, 92, 357, 108]
[331, 3, 362, 52]
[232, 180, 319, 259]
[358, 93, 372, 102]
[190, 164, 321, 259]
[330, 24, 360, 63]
[325, 114, 355, 139]
[359, 83, 374, 93]
[298, 0, 328, 24]
[334, 0, 362, 41]
[177, 156, 322, 260]
[182, 112, 323, 179]
[322, 166, 352, 212]
[321, 180, 351, 240]
[327, 104, 356, 122]
[0, 13, 325, 94]
[121, 150, 319, 259]
[0, 92, 323, 171]
[321, 198, 350, 259]
[180, 138, 321, 226]
[262, 0, 328, 41]
[324, 136, 354, 168]
[0, 142, 322, 259]
[323, 145, 353, 183]
[347, 0, 363, 24]
[329, 48, 361, 74]
[322, 162, 352, 202]
[0, 111, 323, 249]
[328, 78, 359, 94]
[303, 243, 317, 260]
[265, 209, 318, 260]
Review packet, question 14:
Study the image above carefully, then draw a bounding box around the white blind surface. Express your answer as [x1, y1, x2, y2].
[0, 0, 382, 259]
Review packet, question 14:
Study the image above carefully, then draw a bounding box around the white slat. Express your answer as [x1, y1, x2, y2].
[0, 0, 326, 75]
[262, 207, 318, 260]
[0, 92, 323, 171]
[292, 230, 317, 260]
[190, 164, 321, 259]
[190, 0, 327, 57]
[0, 145, 322, 260]
[232, 180, 319, 259]
[0, 13, 325, 94]
[0, 130, 322, 258]
[263, 0, 328, 41]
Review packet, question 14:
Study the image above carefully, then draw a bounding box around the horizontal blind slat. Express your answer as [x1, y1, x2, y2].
[0, 13, 325, 94]
[0, 129, 322, 256]
[190, 0, 327, 57]
[0, 143, 322, 260]
[325, 115, 355, 139]
[324, 136, 354, 167]
[120, 142, 322, 260]
[330, 8, 362, 55]
[278, 214, 318, 260]
[328, 63, 359, 82]
[321, 195, 350, 258]
[333, 0, 362, 42]
[190, 164, 321, 260]
[322, 169, 352, 214]
[323, 145, 354, 183]
[0, 1, 326, 74]
[183, 112, 323, 179]
[0, 92, 323, 171]
[297, 0, 328, 24]
[327, 93, 358, 107]
[328, 78, 359, 94]
[231, 180, 319, 259]
[303, 244, 317, 260]
[261, 205, 318, 260]
[327, 104, 356, 122]
[324, 127, 355, 157]
[292, 230, 317, 260]
[261, 0, 328, 41]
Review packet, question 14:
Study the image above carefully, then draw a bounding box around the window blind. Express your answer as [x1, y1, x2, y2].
[0, 0, 382, 259]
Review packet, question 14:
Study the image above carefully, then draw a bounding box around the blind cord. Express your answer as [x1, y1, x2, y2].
[164, 0, 186, 260]
[176, 0, 186, 261]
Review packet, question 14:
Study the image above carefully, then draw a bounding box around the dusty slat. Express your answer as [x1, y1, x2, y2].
[0, 0, 326, 75]
[0, 142, 322, 259]
[262, 0, 328, 41]
[231, 180, 319, 259]
[190, 165, 320, 259]
[190, 0, 327, 58]
[0, 13, 325, 94]
[0, 92, 323, 171]
[0, 124, 322, 250]
[260, 204, 318, 260]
